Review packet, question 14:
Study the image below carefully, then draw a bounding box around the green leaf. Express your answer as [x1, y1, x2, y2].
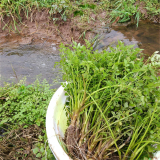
[157, 144, 160, 150]
[74, 10, 83, 16]
[33, 147, 39, 154]
[23, 125, 28, 128]
[140, 96, 145, 105]
[0, 119, 8, 125]
[40, 147, 45, 153]
[36, 153, 42, 158]
[143, 76, 152, 80]
[124, 102, 128, 108]
[148, 145, 154, 152]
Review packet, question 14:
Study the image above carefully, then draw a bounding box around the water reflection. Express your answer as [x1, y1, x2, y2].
[94, 20, 160, 58]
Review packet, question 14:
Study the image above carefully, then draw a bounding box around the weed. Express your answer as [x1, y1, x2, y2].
[33, 133, 55, 160]
[109, 0, 160, 25]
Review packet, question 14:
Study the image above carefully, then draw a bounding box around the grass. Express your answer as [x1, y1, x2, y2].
[0, 0, 160, 31]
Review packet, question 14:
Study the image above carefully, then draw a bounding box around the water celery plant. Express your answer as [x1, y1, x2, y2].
[58, 40, 160, 159]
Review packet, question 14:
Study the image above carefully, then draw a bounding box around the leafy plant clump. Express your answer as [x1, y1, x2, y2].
[0, 79, 56, 159]
[58, 41, 160, 160]
[0, 79, 54, 127]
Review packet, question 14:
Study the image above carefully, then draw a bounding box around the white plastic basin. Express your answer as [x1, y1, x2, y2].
[46, 86, 160, 160]
[46, 86, 72, 160]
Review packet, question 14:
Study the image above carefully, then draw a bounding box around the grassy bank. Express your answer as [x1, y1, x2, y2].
[1, 0, 160, 32]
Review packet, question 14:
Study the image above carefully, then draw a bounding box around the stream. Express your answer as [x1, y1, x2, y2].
[0, 20, 160, 86]
[0, 41, 60, 86]
[94, 20, 160, 57]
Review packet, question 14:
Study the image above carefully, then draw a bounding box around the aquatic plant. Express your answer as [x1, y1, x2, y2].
[58, 40, 160, 159]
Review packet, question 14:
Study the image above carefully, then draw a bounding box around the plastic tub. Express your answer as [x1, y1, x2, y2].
[46, 86, 72, 160]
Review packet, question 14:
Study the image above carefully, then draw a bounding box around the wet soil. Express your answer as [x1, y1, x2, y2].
[0, 8, 111, 86]
[0, 9, 110, 46]
[0, 20, 159, 86]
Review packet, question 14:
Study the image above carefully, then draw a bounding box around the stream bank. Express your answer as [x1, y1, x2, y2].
[0, 20, 159, 85]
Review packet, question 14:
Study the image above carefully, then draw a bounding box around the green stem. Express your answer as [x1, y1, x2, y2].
[88, 93, 122, 159]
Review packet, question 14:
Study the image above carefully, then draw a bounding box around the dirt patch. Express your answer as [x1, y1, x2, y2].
[0, 124, 42, 160]
[0, 9, 110, 46]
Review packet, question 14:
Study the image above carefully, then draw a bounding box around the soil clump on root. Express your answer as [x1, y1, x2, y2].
[64, 123, 120, 160]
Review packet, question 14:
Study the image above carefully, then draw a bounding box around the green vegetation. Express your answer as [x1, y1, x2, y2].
[110, 0, 160, 23]
[58, 41, 160, 159]
[1, 0, 160, 31]
[0, 41, 160, 159]
[0, 79, 55, 159]
[0, 0, 160, 159]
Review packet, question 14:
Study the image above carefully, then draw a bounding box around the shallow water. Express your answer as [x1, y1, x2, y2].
[0, 20, 159, 86]
[0, 41, 61, 86]
[94, 20, 160, 58]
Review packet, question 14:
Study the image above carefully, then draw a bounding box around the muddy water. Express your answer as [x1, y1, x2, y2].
[94, 20, 160, 58]
[0, 41, 61, 86]
[0, 20, 160, 86]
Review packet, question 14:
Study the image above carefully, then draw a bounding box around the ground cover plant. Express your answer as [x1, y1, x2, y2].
[0, 79, 55, 159]
[58, 41, 160, 159]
